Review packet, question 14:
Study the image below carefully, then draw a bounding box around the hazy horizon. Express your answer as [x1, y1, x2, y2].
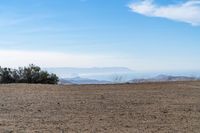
[45, 67, 200, 82]
[0, 0, 200, 72]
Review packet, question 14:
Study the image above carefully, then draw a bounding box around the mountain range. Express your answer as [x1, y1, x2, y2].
[59, 77, 111, 85]
[130, 75, 200, 83]
[58, 75, 200, 85]
[45, 67, 134, 81]
[44, 67, 200, 84]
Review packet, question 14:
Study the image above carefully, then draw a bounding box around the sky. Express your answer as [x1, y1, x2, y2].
[0, 0, 200, 72]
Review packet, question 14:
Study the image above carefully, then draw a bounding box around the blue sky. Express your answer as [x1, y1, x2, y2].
[0, 0, 200, 72]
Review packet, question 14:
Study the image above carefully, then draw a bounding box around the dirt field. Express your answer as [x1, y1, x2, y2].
[0, 81, 200, 133]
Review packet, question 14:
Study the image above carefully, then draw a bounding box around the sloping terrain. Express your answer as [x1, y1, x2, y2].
[0, 81, 200, 132]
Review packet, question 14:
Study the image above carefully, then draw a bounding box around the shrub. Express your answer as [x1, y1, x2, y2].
[0, 64, 59, 84]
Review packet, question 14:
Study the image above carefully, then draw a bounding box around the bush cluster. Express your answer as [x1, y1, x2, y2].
[0, 64, 59, 84]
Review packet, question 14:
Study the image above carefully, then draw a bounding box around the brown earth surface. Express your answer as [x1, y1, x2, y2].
[0, 81, 200, 133]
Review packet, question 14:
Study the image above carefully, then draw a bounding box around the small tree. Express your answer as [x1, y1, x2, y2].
[0, 67, 15, 83]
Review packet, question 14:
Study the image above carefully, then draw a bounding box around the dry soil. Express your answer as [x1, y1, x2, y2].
[0, 81, 200, 133]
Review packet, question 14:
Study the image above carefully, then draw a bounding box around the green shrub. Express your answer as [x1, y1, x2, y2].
[0, 64, 59, 84]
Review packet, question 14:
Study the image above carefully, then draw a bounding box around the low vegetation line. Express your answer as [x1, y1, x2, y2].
[0, 64, 59, 84]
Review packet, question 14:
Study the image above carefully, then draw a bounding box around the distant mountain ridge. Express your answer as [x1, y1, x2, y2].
[46, 67, 132, 74]
[130, 75, 200, 83]
[45, 67, 134, 80]
[60, 77, 111, 85]
[45, 67, 200, 84]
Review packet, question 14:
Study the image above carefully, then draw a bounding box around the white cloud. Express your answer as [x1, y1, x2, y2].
[128, 0, 200, 25]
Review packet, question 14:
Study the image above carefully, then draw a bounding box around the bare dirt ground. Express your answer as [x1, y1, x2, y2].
[0, 81, 200, 133]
